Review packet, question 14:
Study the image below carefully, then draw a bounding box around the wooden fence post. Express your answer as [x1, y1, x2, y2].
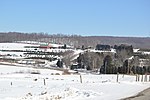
[116, 72, 119, 82]
[44, 79, 46, 85]
[122, 74, 124, 78]
[136, 74, 138, 82]
[137, 74, 140, 82]
[144, 74, 147, 82]
[141, 75, 143, 82]
[80, 75, 82, 83]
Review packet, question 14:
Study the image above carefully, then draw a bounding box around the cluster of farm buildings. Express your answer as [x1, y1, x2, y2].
[0, 41, 150, 72]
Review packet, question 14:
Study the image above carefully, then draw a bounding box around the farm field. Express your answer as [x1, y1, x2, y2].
[0, 64, 150, 100]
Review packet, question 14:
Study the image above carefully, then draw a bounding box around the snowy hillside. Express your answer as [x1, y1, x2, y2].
[0, 64, 150, 100]
[0, 43, 40, 51]
[0, 42, 73, 60]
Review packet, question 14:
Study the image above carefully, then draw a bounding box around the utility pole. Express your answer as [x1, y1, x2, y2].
[127, 59, 130, 74]
[105, 61, 107, 74]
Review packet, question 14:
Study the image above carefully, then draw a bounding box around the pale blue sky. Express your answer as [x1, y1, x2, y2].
[0, 0, 150, 37]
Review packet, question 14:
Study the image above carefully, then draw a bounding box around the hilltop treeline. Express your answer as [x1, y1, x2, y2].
[0, 32, 150, 48]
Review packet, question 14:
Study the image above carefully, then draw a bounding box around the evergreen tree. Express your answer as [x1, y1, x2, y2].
[56, 59, 63, 68]
[103, 55, 113, 74]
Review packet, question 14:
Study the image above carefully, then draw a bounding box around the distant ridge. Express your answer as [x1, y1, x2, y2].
[0, 32, 150, 49]
[86, 36, 150, 48]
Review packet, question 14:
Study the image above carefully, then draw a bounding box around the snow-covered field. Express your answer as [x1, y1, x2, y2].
[0, 64, 150, 100]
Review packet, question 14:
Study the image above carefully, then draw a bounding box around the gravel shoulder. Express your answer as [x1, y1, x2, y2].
[121, 88, 150, 100]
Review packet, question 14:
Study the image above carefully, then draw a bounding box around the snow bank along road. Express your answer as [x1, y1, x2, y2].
[0, 64, 150, 100]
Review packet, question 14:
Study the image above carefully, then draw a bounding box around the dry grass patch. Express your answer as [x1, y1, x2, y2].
[62, 69, 71, 75]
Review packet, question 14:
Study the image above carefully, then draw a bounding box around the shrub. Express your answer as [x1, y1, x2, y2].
[62, 69, 71, 75]
[55, 73, 60, 75]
